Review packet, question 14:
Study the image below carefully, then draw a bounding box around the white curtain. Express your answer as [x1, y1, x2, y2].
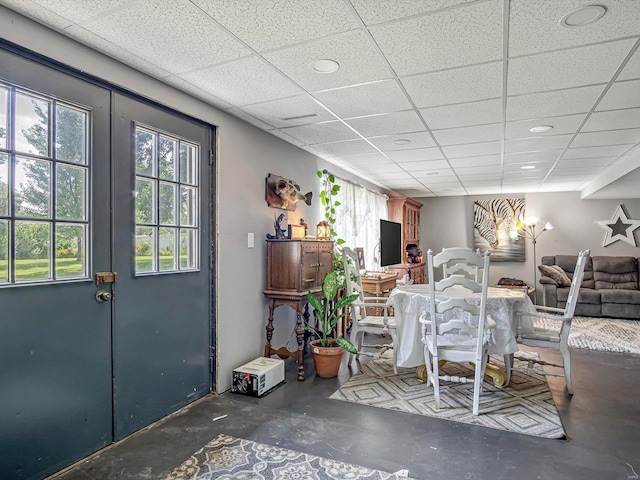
[334, 178, 388, 271]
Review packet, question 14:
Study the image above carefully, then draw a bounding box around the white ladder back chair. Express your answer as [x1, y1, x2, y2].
[342, 247, 399, 373]
[509, 249, 590, 395]
[422, 248, 495, 415]
[440, 247, 483, 283]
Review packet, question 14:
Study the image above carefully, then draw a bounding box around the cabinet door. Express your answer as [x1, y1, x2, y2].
[301, 242, 320, 290]
[317, 242, 334, 285]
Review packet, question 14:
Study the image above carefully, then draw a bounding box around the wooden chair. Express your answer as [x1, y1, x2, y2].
[507, 249, 590, 395]
[342, 247, 399, 373]
[421, 248, 495, 415]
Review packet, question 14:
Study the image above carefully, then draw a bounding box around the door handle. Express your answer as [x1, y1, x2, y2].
[95, 289, 112, 303]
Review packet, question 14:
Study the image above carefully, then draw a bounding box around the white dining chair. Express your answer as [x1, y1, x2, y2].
[507, 249, 590, 395]
[440, 247, 483, 283]
[421, 248, 495, 415]
[342, 247, 399, 373]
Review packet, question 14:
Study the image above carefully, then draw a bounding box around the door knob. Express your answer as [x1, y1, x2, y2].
[95, 289, 112, 303]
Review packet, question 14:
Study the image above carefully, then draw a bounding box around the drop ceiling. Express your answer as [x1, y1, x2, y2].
[2, 0, 640, 198]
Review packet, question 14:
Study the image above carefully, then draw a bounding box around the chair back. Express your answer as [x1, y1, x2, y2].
[441, 247, 482, 283]
[342, 247, 366, 317]
[564, 249, 591, 317]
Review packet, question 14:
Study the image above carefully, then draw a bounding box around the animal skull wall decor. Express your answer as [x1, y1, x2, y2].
[265, 173, 312, 211]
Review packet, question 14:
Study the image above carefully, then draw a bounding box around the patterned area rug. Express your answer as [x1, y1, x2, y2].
[534, 316, 640, 354]
[164, 434, 413, 480]
[330, 353, 565, 439]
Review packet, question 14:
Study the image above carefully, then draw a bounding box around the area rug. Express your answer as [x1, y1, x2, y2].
[330, 353, 565, 439]
[534, 316, 640, 354]
[163, 433, 413, 480]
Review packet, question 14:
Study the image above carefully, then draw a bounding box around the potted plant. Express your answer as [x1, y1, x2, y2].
[306, 271, 359, 378]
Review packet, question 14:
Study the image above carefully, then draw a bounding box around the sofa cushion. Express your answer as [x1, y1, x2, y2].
[593, 256, 638, 290]
[538, 264, 571, 286]
[542, 255, 595, 288]
[600, 289, 640, 304]
[557, 287, 601, 305]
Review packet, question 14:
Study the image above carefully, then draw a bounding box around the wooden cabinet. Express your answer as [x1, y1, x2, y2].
[387, 195, 424, 284]
[386, 262, 425, 285]
[266, 239, 333, 292]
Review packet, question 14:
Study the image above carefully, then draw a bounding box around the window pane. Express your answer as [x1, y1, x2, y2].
[180, 186, 197, 227]
[15, 156, 51, 218]
[56, 223, 86, 279]
[135, 226, 156, 273]
[135, 178, 156, 224]
[180, 228, 197, 270]
[159, 227, 176, 271]
[159, 182, 176, 226]
[0, 220, 8, 283]
[159, 135, 177, 181]
[56, 164, 87, 220]
[16, 92, 50, 156]
[0, 86, 7, 149]
[179, 142, 198, 185]
[15, 221, 51, 281]
[56, 105, 87, 164]
[135, 128, 155, 176]
[0, 153, 8, 216]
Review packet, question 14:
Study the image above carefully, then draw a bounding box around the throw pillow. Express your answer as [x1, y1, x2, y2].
[538, 264, 571, 287]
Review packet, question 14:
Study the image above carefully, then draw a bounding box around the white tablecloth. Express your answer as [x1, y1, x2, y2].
[388, 284, 537, 368]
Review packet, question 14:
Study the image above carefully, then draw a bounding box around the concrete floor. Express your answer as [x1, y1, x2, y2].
[50, 346, 640, 480]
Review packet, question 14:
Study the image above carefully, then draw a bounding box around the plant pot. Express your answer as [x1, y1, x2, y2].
[310, 339, 344, 378]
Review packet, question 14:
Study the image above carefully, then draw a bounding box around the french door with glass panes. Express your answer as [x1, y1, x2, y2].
[0, 48, 213, 480]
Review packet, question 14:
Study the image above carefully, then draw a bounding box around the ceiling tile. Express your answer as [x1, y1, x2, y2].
[263, 30, 392, 92]
[181, 56, 303, 106]
[361, 163, 406, 174]
[227, 107, 275, 130]
[7, 0, 130, 23]
[457, 173, 502, 182]
[432, 123, 502, 146]
[508, 40, 635, 96]
[581, 108, 640, 131]
[307, 139, 378, 157]
[370, 0, 502, 75]
[368, 132, 436, 151]
[554, 157, 615, 169]
[414, 174, 458, 184]
[505, 114, 586, 139]
[504, 134, 573, 154]
[456, 164, 502, 175]
[313, 80, 412, 118]
[163, 76, 233, 108]
[619, 47, 640, 80]
[596, 79, 640, 111]
[504, 150, 563, 164]
[267, 128, 305, 146]
[82, 0, 251, 75]
[509, 0, 640, 56]
[563, 145, 632, 159]
[441, 141, 501, 158]
[420, 99, 503, 130]
[1, 0, 73, 29]
[339, 153, 390, 165]
[346, 111, 425, 137]
[193, 0, 357, 51]
[448, 155, 501, 168]
[281, 121, 359, 144]
[503, 161, 554, 173]
[466, 186, 501, 194]
[402, 62, 503, 108]
[367, 171, 415, 180]
[506, 85, 605, 121]
[350, 0, 473, 26]
[387, 148, 444, 163]
[241, 95, 336, 128]
[571, 129, 640, 148]
[405, 160, 452, 171]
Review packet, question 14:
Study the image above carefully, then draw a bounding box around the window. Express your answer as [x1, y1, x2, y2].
[0, 83, 90, 285]
[134, 125, 199, 274]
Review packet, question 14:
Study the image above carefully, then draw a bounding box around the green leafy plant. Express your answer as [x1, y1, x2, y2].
[306, 271, 358, 353]
[317, 169, 344, 246]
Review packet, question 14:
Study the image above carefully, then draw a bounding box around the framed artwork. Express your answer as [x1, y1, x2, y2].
[354, 247, 366, 270]
[473, 198, 525, 262]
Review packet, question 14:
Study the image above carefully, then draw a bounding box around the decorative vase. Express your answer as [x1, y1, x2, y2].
[310, 339, 344, 378]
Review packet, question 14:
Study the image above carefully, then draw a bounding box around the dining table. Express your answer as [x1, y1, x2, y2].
[388, 283, 538, 387]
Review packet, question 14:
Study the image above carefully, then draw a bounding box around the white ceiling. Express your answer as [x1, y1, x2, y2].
[3, 0, 640, 198]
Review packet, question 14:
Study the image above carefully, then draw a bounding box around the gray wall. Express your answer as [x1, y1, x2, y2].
[418, 192, 640, 300]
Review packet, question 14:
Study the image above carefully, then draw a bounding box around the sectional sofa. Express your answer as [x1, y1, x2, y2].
[539, 255, 640, 320]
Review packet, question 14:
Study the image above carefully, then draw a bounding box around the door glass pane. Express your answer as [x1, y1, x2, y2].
[159, 135, 177, 181]
[0, 220, 8, 283]
[56, 223, 86, 278]
[15, 92, 50, 156]
[15, 220, 51, 282]
[0, 86, 7, 149]
[135, 178, 156, 224]
[56, 164, 87, 220]
[180, 228, 197, 270]
[159, 227, 176, 271]
[56, 105, 87, 164]
[159, 182, 176, 225]
[179, 142, 198, 185]
[180, 186, 197, 227]
[135, 128, 155, 176]
[15, 156, 51, 218]
[135, 226, 156, 273]
[0, 153, 8, 215]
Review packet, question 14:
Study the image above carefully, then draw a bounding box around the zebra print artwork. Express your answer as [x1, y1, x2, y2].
[473, 198, 525, 262]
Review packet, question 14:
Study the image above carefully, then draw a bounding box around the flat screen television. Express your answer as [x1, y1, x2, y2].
[380, 219, 402, 267]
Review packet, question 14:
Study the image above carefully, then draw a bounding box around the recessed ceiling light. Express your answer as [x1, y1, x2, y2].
[560, 5, 606, 27]
[521, 165, 536, 170]
[425, 171, 439, 176]
[310, 59, 340, 74]
[393, 139, 411, 145]
[529, 125, 554, 133]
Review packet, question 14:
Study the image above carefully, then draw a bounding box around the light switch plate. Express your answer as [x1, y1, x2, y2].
[248, 232, 254, 248]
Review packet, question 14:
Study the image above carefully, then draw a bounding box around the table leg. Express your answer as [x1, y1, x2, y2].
[264, 299, 275, 358]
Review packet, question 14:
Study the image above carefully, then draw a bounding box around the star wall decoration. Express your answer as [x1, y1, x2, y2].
[594, 205, 640, 247]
